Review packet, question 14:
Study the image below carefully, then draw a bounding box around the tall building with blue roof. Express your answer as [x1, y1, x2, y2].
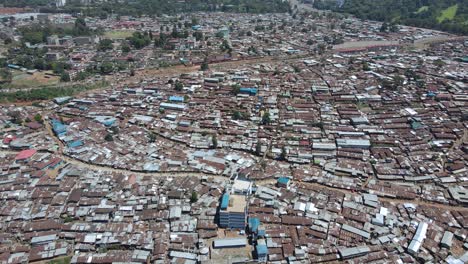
[219, 193, 247, 229]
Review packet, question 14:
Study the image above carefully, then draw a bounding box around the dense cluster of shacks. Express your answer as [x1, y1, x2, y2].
[3, 10, 456, 81]
[1, 8, 468, 264]
[0, 148, 467, 263]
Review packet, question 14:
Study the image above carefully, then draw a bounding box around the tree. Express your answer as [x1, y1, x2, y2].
[34, 114, 43, 123]
[104, 133, 113, 141]
[231, 84, 241, 95]
[362, 62, 371, 71]
[389, 23, 399, 32]
[110, 126, 119, 134]
[232, 111, 242, 120]
[433, 59, 445, 69]
[200, 60, 209, 71]
[279, 146, 287, 160]
[148, 132, 157, 143]
[128, 32, 151, 49]
[174, 80, 183, 91]
[154, 33, 167, 47]
[380, 22, 388, 32]
[0, 68, 12, 84]
[392, 75, 404, 88]
[60, 72, 71, 82]
[190, 191, 198, 203]
[212, 134, 218, 148]
[262, 111, 271, 125]
[121, 43, 131, 53]
[193, 31, 203, 41]
[97, 39, 113, 51]
[22, 31, 44, 45]
[317, 43, 326, 54]
[100, 62, 114, 74]
[75, 71, 89, 81]
[220, 39, 231, 52]
[7, 111, 22, 124]
[74, 17, 91, 36]
[255, 141, 261, 156]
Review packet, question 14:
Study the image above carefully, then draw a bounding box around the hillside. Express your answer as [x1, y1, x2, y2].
[313, 0, 468, 35]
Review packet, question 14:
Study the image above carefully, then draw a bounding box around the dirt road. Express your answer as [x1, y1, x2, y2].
[2, 146, 468, 211]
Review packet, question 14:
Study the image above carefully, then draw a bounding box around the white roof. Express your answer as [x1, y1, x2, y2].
[232, 179, 252, 192]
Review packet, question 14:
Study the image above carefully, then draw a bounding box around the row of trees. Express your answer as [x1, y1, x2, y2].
[4, 0, 289, 17]
[313, 0, 468, 35]
[19, 18, 98, 45]
[0, 81, 108, 102]
[69, 0, 289, 18]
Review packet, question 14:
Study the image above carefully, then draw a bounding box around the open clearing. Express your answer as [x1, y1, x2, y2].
[104, 30, 135, 39]
[4, 70, 59, 90]
[437, 4, 458, 23]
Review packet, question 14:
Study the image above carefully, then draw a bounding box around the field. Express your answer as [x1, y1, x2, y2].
[104, 30, 135, 39]
[6, 71, 60, 89]
[437, 4, 458, 23]
[47, 256, 71, 264]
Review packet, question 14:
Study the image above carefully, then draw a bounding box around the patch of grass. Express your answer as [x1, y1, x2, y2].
[437, 4, 458, 23]
[47, 256, 71, 264]
[0, 81, 109, 103]
[104, 30, 135, 39]
[416, 6, 429, 14]
[7, 71, 60, 89]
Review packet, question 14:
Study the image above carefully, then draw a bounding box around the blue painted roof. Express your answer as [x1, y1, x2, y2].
[51, 119, 67, 134]
[220, 193, 229, 210]
[277, 177, 290, 185]
[249, 217, 260, 233]
[256, 244, 268, 255]
[258, 228, 266, 237]
[240, 88, 257, 95]
[68, 140, 83, 148]
[169, 95, 184, 102]
[94, 116, 116, 127]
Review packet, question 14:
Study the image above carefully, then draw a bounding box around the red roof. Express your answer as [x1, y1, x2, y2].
[3, 135, 16, 144]
[128, 174, 137, 185]
[15, 149, 37, 160]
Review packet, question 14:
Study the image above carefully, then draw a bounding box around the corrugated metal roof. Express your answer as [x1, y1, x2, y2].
[256, 244, 268, 255]
[213, 238, 247, 248]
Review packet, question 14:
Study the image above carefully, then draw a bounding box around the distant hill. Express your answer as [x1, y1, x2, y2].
[313, 0, 468, 35]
